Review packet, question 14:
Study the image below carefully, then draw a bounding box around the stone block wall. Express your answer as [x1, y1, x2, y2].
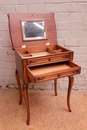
[0, 0, 87, 90]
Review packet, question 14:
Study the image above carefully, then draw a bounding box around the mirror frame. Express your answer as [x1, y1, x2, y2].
[21, 20, 47, 41]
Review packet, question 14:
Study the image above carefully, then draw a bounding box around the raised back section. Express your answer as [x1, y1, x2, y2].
[8, 13, 57, 50]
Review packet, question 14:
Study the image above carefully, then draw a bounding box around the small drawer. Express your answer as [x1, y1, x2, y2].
[27, 61, 81, 83]
[27, 53, 69, 66]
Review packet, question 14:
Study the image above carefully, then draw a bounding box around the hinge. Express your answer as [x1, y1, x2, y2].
[46, 42, 50, 46]
[21, 45, 26, 48]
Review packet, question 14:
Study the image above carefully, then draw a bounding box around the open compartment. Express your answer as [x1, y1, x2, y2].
[16, 46, 54, 58]
[16, 45, 73, 59]
[27, 61, 81, 83]
[46, 45, 63, 53]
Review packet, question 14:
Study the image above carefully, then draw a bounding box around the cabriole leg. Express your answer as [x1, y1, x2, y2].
[23, 84, 30, 125]
[15, 69, 22, 105]
[54, 79, 57, 96]
[67, 76, 74, 112]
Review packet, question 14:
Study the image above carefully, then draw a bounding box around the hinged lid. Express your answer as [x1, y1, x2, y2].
[8, 12, 57, 50]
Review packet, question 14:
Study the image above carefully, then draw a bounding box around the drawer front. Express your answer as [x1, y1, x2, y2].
[27, 61, 81, 83]
[34, 69, 80, 83]
[27, 54, 69, 66]
[57, 69, 80, 78]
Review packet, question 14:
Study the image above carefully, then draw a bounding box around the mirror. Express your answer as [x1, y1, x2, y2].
[21, 20, 47, 41]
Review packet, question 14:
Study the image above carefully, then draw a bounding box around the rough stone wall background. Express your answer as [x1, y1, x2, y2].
[0, 0, 87, 90]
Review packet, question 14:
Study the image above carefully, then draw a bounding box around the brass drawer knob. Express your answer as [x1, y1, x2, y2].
[73, 70, 80, 74]
[37, 77, 44, 80]
[58, 74, 61, 77]
[48, 58, 51, 61]
[63, 55, 69, 58]
[28, 60, 35, 64]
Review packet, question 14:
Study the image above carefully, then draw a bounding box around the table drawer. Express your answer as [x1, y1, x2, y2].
[27, 53, 69, 66]
[27, 61, 81, 83]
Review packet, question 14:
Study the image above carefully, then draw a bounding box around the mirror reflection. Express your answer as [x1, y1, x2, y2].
[22, 21, 46, 40]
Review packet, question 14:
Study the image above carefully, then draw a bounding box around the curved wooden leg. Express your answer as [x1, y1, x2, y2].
[67, 76, 74, 112]
[54, 79, 57, 96]
[15, 69, 22, 105]
[23, 84, 30, 125]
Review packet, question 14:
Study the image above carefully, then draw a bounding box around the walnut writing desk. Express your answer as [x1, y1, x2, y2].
[8, 13, 81, 125]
